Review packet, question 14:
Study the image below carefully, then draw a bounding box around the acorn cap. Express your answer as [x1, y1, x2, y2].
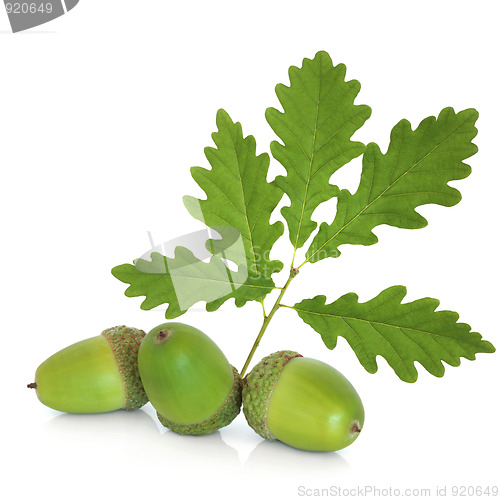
[157, 366, 243, 436]
[101, 325, 149, 410]
[242, 350, 302, 440]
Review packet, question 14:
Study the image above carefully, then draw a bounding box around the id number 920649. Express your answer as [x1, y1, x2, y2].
[5, 2, 53, 14]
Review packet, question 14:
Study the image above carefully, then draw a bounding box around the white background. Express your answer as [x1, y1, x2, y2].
[1, 1, 498, 499]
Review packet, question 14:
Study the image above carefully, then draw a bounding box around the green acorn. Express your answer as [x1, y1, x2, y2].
[242, 350, 365, 452]
[138, 322, 242, 435]
[28, 325, 148, 413]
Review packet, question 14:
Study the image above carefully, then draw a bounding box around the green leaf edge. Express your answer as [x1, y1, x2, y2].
[305, 107, 479, 263]
[292, 285, 495, 382]
[265, 50, 372, 250]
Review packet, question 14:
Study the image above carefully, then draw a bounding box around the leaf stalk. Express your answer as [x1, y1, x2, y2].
[240, 268, 298, 377]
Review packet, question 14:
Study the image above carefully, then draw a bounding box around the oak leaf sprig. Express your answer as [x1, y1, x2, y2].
[112, 51, 495, 381]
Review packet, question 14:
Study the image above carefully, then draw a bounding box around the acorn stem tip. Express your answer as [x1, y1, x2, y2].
[351, 422, 361, 433]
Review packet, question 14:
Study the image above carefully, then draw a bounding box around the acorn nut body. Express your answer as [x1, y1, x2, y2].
[243, 350, 364, 452]
[29, 326, 148, 413]
[138, 322, 242, 435]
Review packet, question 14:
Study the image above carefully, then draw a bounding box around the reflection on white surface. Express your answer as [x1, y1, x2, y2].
[42, 407, 160, 436]
[244, 439, 352, 478]
[40, 405, 241, 471]
[161, 427, 240, 471]
[37, 407, 351, 481]
[11, 398, 357, 500]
